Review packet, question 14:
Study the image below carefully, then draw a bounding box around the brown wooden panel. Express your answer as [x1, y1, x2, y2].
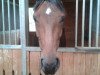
[74, 53, 85, 75]
[3, 50, 12, 75]
[85, 53, 98, 75]
[13, 50, 22, 75]
[0, 50, 3, 75]
[27, 52, 29, 75]
[63, 52, 74, 75]
[97, 54, 100, 75]
[27, 52, 40, 75]
[55, 52, 63, 75]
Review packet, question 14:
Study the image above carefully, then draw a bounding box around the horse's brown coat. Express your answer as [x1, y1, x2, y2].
[33, 1, 66, 74]
[34, 1, 65, 63]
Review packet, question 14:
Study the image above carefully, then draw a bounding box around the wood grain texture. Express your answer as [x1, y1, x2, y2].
[63, 52, 74, 75]
[0, 49, 100, 75]
[97, 54, 100, 75]
[55, 52, 63, 75]
[74, 53, 85, 75]
[13, 50, 22, 75]
[3, 50, 12, 75]
[29, 52, 40, 75]
[85, 53, 98, 75]
[0, 50, 3, 75]
[27, 52, 29, 75]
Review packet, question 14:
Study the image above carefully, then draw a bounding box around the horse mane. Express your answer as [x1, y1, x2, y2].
[33, 0, 65, 12]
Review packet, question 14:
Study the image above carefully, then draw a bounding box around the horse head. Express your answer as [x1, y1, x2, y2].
[33, 0, 66, 74]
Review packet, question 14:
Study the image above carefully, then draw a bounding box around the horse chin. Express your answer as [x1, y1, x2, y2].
[41, 58, 60, 75]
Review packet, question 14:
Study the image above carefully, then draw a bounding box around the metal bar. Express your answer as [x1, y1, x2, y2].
[4, 0, 19, 6]
[2, 0, 6, 44]
[89, 0, 93, 47]
[0, 45, 21, 49]
[26, 47, 41, 51]
[76, 47, 100, 51]
[96, 0, 100, 47]
[75, 0, 79, 47]
[0, 30, 20, 34]
[1, 45, 100, 53]
[1, 0, 5, 73]
[82, 0, 86, 47]
[26, 47, 76, 52]
[0, 46, 100, 53]
[13, 0, 17, 45]
[25, 47, 100, 52]
[8, 0, 11, 44]
[19, 0, 28, 74]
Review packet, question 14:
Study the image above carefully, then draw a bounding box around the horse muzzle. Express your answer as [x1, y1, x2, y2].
[41, 58, 60, 74]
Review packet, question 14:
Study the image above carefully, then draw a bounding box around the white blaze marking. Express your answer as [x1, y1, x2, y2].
[46, 7, 52, 15]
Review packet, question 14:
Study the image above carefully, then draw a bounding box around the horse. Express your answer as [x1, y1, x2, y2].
[33, 0, 66, 74]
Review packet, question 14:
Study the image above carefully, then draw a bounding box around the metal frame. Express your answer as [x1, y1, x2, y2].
[0, 45, 21, 50]
[75, 0, 100, 49]
[13, 0, 17, 45]
[81, 0, 86, 47]
[21, 0, 100, 52]
[0, 0, 20, 46]
[96, 0, 100, 47]
[19, 0, 29, 74]
[75, 0, 79, 47]
[89, 0, 93, 47]
[2, 0, 6, 45]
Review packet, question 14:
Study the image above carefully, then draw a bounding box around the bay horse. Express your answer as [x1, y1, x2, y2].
[33, 0, 66, 74]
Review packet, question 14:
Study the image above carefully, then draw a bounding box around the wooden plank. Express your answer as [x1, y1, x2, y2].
[27, 52, 40, 75]
[62, 52, 74, 75]
[85, 53, 98, 75]
[3, 49, 12, 75]
[0, 50, 3, 75]
[13, 50, 22, 75]
[74, 53, 85, 75]
[55, 52, 63, 75]
[97, 53, 100, 75]
[27, 52, 29, 75]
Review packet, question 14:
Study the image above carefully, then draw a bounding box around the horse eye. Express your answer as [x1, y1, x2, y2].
[60, 16, 65, 23]
[33, 17, 38, 22]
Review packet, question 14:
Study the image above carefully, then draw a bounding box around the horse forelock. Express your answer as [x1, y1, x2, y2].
[33, 0, 65, 12]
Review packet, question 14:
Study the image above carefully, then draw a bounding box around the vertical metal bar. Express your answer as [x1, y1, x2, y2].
[1, 1, 5, 74]
[13, 0, 17, 45]
[75, 0, 79, 47]
[89, 0, 93, 47]
[96, 0, 100, 47]
[2, 0, 6, 44]
[8, 0, 11, 44]
[19, 0, 28, 74]
[82, 0, 86, 47]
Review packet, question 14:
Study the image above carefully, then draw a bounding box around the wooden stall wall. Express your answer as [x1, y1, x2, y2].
[0, 50, 100, 75]
[0, 49, 21, 75]
[27, 52, 100, 75]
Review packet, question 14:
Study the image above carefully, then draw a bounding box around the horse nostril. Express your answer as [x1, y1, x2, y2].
[41, 58, 43, 67]
[55, 58, 60, 71]
[41, 58, 60, 74]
